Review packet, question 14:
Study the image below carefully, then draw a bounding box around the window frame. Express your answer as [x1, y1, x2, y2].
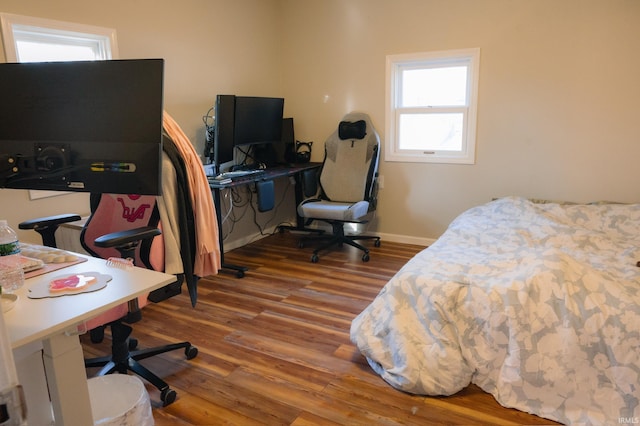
[385, 48, 480, 165]
[1, 13, 118, 62]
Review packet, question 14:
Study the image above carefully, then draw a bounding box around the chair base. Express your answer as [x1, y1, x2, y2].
[298, 222, 380, 263]
[85, 321, 198, 406]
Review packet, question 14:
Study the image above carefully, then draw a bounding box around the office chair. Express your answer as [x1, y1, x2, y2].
[19, 132, 200, 407]
[297, 112, 381, 263]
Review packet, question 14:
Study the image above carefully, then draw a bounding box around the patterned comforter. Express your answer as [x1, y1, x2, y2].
[351, 197, 640, 425]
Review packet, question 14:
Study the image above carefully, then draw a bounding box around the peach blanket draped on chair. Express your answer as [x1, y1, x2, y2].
[163, 112, 221, 278]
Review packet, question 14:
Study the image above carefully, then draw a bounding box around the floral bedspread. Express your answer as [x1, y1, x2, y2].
[351, 197, 640, 425]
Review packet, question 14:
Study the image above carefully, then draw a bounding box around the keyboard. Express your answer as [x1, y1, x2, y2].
[222, 169, 266, 179]
[17, 243, 81, 272]
[20, 243, 80, 264]
[209, 169, 266, 184]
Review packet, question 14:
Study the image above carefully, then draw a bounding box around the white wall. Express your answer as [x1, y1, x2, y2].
[280, 0, 640, 239]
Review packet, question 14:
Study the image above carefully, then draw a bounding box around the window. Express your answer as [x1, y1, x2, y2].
[1, 13, 117, 62]
[385, 48, 480, 164]
[0, 13, 118, 199]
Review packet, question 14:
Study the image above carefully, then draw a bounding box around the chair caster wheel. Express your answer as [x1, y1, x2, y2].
[90, 327, 105, 343]
[161, 388, 177, 406]
[185, 345, 198, 360]
[128, 338, 138, 351]
[374, 239, 381, 247]
[235, 270, 245, 278]
[311, 254, 319, 263]
[362, 253, 370, 262]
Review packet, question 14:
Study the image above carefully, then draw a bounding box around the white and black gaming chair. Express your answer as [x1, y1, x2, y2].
[297, 112, 381, 262]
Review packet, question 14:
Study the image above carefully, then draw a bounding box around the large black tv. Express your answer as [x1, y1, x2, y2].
[212, 95, 284, 168]
[0, 59, 164, 195]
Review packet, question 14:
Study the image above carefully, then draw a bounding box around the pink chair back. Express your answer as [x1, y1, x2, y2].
[80, 194, 164, 270]
[80, 193, 164, 330]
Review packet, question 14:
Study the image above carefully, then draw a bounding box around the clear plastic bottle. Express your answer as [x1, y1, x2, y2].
[0, 220, 24, 294]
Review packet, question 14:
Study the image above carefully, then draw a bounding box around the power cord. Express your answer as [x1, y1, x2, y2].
[247, 178, 292, 239]
[218, 177, 295, 241]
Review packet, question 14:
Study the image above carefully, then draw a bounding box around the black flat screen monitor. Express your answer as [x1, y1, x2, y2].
[233, 96, 284, 147]
[213, 94, 236, 166]
[0, 59, 164, 195]
[212, 95, 284, 167]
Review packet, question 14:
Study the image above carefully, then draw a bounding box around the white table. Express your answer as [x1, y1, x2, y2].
[5, 254, 175, 425]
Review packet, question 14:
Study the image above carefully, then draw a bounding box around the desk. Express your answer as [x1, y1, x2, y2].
[6, 255, 175, 425]
[209, 163, 321, 277]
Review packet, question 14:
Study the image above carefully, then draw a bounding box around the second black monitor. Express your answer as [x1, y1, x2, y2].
[213, 95, 284, 167]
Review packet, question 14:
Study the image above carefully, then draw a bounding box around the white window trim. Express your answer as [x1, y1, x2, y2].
[0, 13, 118, 62]
[385, 48, 480, 165]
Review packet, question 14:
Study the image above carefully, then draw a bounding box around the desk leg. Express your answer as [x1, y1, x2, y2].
[293, 169, 307, 229]
[42, 332, 93, 426]
[212, 187, 248, 278]
[15, 345, 55, 425]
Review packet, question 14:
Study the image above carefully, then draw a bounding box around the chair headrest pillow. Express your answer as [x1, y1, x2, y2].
[339, 120, 366, 140]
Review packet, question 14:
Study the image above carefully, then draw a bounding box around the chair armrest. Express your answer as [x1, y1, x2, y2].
[19, 214, 82, 247]
[19, 213, 82, 230]
[94, 226, 161, 249]
[366, 173, 379, 211]
[301, 168, 319, 198]
[93, 226, 161, 323]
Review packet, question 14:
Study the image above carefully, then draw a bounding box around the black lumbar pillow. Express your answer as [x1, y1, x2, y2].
[339, 120, 366, 140]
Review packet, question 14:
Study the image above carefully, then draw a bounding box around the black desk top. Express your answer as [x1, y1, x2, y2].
[208, 162, 321, 189]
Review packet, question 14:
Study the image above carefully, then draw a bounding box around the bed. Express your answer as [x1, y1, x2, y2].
[350, 196, 639, 425]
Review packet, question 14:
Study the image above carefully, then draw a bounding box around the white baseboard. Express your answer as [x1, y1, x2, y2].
[222, 226, 281, 252]
[375, 232, 434, 247]
[222, 227, 434, 252]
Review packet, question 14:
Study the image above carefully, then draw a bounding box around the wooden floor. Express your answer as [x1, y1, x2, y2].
[82, 232, 560, 425]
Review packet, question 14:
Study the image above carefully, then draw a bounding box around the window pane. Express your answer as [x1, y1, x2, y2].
[398, 113, 463, 151]
[401, 66, 467, 107]
[17, 40, 99, 62]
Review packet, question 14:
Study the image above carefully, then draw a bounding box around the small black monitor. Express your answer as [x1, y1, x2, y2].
[280, 117, 295, 163]
[212, 95, 285, 169]
[213, 94, 236, 166]
[233, 96, 284, 147]
[0, 59, 164, 195]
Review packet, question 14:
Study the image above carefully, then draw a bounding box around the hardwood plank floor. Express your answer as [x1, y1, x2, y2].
[81, 232, 560, 425]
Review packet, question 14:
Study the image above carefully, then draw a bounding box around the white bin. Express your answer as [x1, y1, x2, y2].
[88, 375, 154, 426]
